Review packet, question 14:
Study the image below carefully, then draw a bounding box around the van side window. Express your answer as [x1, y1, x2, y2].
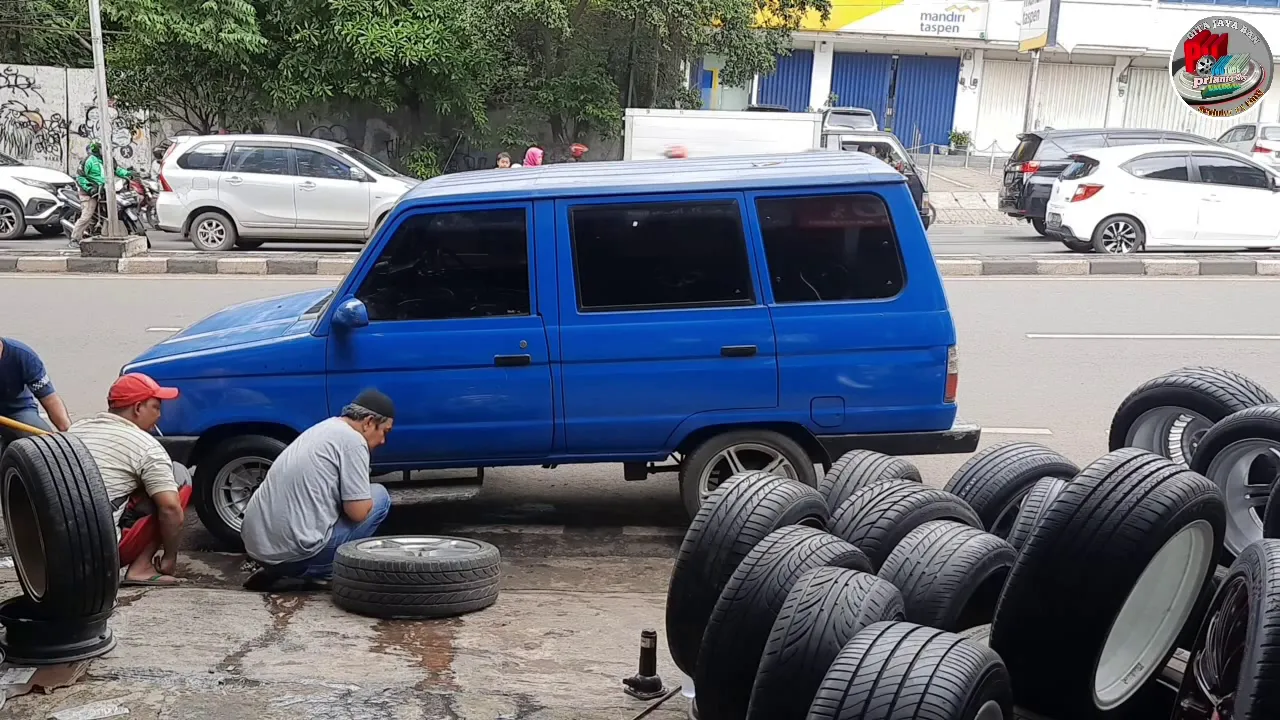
[569, 200, 755, 312]
[177, 143, 228, 171]
[755, 194, 905, 303]
[355, 208, 530, 321]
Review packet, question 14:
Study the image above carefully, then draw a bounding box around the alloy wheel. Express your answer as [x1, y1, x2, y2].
[211, 456, 272, 531]
[696, 442, 798, 501]
[1100, 220, 1139, 254]
[1127, 407, 1214, 466]
[195, 218, 226, 250]
[1204, 439, 1280, 557]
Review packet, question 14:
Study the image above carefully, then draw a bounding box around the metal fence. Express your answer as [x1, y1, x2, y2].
[904, 141, 1012, 192]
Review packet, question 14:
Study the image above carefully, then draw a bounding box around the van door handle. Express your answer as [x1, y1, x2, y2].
[494, 354, 531, 367]
[225, 176, 243, 186]
[721, 345, 758, 358]
[298, 181, 316, 190]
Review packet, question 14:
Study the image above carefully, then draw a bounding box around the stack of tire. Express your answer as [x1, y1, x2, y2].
[0, 434, 119, 664]
[665, 437, 1234, 719]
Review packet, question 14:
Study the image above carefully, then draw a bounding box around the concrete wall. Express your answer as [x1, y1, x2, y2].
[0, 64, 151, 175]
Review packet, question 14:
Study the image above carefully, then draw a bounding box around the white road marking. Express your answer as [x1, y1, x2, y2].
[1028, 333, 1280, 341]
[146, 327, 182, 333]
[983, 427, 1054, 436]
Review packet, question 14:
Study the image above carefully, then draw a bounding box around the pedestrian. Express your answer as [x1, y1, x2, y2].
[523, 147, 544, 167]
[70, 140, 132, 248]
[496, 152, 512, 169]
[240, 389, 396, 592]
[568, 143, 589, 162]
[0, 337, 71, 448]
[70, 373, 189, 587]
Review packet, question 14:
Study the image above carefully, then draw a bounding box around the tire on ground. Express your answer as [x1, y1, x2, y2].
[331, 536, 501, 619]
[878, 520, 1016, 631]
[192, 434, 289, 550]
[694, 526, 871, 720]
[0, 433, 118, 616]
[1176, 564, 1228, 652]
[943, 441, 1078, 539]
[1175, 539, 1280, 719]
[817, 450, 921, 512]
[746, 567, 903, 720]
[677, 429, 818, 520]
[1006, 477, 1069, 551]
[807, 621, 1013, 720]
[829, 480, 982, 571]
[1110, 366, 1275, 463]
[665, 471, 828, 675]
[1191, 404, 1280, 561]
[990, 448, 1225, 718]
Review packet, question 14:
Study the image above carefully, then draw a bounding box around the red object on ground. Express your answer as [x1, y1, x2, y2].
[118, 484, 193, 567]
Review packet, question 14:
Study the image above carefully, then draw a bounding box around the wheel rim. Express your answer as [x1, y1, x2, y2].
[1204, 438, 1280, 557]
[1183, 575, 1248, 717]
[2, 468, 47, 600]
[195, 219, 226, 249]
[1126, 407, 1214, 466]
[696, 442, 798, 500]
[1100, 221, 1138, 254]
[974, 700, 1004, 720]
[0, 205, 17, 237]
[355, 537, 482, 558]
[1093, 519, 1214, 710]
[212, 456, 272, 531]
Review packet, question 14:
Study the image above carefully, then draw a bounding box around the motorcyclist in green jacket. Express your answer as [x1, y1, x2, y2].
[70, 140, 131, 246]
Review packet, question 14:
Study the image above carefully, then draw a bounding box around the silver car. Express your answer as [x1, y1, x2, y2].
[1217, 122, 1280, 168]
[155, 134, 417, 251]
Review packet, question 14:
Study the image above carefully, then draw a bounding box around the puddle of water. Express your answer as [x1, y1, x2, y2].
[371, 618, 460, 691]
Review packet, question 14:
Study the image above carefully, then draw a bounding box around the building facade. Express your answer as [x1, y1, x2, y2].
[694, 0, 1280, 153]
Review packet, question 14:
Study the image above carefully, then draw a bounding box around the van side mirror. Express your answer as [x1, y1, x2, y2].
[350, 167, 368, 182]
[332, 298, 369, 329]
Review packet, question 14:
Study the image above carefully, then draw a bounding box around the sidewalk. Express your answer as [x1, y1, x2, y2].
[1, 553, 689, 719]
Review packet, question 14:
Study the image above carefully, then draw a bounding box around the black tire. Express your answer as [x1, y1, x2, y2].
[1091, 214, 1145, 254]
[666, 472, 828, 675]
[1063, 238, 1093, 252]
[695, 527, 871, 720]
[878, 520, 1016, 631]
[0, 433, 118, 616]
[1191, 404, 1280, 561]
[189, 210, 238, 251]
[1006, 477, 1068, 551]
[678, 429, 818, 520]
[192, 434, 288, 550]
[1175, 540, 1280, 719]
[829, 480, 982, 571]
[331, 536, 501, 619]
[235, 239, 265, 250]
[1031, 217, 1048, 235]
[1110, 366, 1275, 464]
[943, 441, 1079, 540]
[817, 450, 921, 512]
[0, 197, 26, 240]
[1176, 564, 1228, 652]
[34, 224, 62, 237]
[990, 448, 1225, 718]
[807, 621, 1013, 720]
[747, 567, 904, 720]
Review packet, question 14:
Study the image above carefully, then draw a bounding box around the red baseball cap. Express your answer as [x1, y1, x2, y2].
[108, 373, 179, 408]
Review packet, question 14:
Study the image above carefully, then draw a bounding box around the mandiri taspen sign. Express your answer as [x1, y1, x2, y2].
[784, 1, 990, 40]
[1019, 0, 1062, 52]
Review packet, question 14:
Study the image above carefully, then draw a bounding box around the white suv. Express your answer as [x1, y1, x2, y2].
[0, 152, 77, 240]
[156, 134, 417, 251]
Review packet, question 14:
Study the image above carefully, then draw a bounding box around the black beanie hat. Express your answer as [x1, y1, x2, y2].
[353, 388, 396, 419]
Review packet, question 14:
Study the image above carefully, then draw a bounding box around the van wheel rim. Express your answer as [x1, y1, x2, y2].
[1204, 438, 1280, 557]
[1127, 407, 1213, 466]
[212, 456, 272, 531]
[195, 219, 226, 248]
[1184, 575, 1249, 715]
[1093, 519, 1214, 710]
[697, 443, 798, 499]
[1101, 221, 1138, 253]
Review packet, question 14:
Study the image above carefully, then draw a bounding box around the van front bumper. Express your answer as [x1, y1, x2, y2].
[816, 421, 981, 461]
[159, 435, 198, 466]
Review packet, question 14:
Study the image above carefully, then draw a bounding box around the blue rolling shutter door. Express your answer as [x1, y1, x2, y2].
[830, 53, 893, 126]
[892, 56, 961, 148]
[759, 50, 814, 112]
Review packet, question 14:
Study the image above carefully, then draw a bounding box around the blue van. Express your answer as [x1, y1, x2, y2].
[124, 151, 980, 546]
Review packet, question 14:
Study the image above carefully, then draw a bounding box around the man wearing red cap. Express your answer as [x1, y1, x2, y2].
[70, 372, 189, 586]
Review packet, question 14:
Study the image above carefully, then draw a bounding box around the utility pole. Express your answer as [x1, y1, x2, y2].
[88, 0, 122, 237]
[1022, 49, 1041, 133]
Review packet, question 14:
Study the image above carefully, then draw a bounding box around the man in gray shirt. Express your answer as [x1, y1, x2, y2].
[241, 389, 395, 591]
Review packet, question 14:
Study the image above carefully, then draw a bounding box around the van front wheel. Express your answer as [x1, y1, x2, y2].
[678, 430, 817, 519]
[193, 435, 288, 549]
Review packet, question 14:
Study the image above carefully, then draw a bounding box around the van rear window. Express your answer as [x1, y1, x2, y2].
[754, 194, 905, 303]
[177, 143, 229, 171]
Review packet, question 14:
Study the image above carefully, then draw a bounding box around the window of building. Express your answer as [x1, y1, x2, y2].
[1125, 154, 1190, 182]
[176, 143, 228, 171]
[755, 194, 905, 303]
[569, 200, 755, 312]
[226, 145, 290, 175]
[355, 208, 530, 321]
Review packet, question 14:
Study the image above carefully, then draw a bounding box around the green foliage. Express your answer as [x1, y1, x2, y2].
[949, 130, 971, 148]
[0, 0, 92, 67]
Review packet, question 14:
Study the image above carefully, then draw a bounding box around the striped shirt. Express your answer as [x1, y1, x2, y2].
[69, 412, 178, 524]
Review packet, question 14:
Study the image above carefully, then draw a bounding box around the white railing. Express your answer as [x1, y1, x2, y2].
[905, 141, 1012, 192]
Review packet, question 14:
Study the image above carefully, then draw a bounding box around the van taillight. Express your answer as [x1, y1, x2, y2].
[945, 346, 959, 404]
[159, 172, 172, 192]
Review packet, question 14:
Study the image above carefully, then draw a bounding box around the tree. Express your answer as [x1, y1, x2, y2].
[0, 0, 92, 67]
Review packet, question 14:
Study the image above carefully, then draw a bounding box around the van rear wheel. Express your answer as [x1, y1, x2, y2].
[679, 430, 817, 519]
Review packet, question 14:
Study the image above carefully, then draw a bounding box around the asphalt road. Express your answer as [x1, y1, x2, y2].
[6, 274, 1280, 545]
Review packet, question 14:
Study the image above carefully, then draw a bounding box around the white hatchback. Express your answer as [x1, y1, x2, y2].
[1045, 143, 1280, 254]
[156, 134, 418, 251]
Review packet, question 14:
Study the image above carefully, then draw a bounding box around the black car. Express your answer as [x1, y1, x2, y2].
[821, 130, 933, 229]
[999, 128, 1223, 235]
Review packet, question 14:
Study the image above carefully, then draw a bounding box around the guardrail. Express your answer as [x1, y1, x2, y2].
[905, 141, 1011, 192]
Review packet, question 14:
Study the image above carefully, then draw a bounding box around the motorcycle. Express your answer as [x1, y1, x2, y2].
[130, 174, 159, 229]
[58, 177, 151, 247]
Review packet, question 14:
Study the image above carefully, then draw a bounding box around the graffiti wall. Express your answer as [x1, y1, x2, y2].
[0, 64, 150, 175]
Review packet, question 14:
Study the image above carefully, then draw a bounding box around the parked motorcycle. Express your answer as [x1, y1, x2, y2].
[58, 178, 151, 246]
[130, 174, 159, 229]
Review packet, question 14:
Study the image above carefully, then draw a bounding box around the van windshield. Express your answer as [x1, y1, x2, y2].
[337, 146, 399, 178]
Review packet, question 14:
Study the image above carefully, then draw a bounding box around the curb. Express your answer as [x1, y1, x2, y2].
[0, 254, 356, 276]
[937, 256, 1280, 277]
